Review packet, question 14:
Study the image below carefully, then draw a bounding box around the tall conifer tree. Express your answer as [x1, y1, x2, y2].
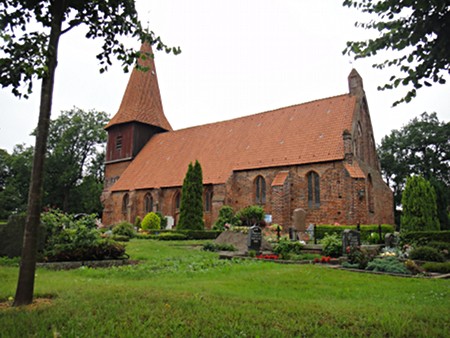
[401, 176, 440, 231]
[177, 161, 204, 230]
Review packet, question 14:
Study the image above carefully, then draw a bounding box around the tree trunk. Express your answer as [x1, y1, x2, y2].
[13, 1, 67, 307]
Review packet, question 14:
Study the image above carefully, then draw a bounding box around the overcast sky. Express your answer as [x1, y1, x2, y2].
[0, 0, 448, 153]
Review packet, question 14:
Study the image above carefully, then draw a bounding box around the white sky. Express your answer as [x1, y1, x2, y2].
[0, 0, 448, 153]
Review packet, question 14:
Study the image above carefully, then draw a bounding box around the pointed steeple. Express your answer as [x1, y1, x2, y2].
[105, 43, 172, 131]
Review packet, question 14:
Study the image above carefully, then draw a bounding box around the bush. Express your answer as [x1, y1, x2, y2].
[314, 224, 395, 242]
[422, 262, 450, 273]
[156, 233, 188, 241]
[44, 239, 127, 262]
[235, 205, 265, 226]
[202, 242, 236, 252]
[427, 241, 450, 258]
[400, 231, 450, 246]
[177, 230, 222, 240]
[320, 233, 342, 258]
[111, 235, 130, 242]
[134, 216, 141, 229]
[141, 212, 161, 230]
[112, 221, 135, 238]
[346, 246, 372, 269]
[273, 238, 304, 259]
[366, 257, 411, 275]
[156, 212, 167, 229]
[213, 205, 237, 230]
[409, 246, 445, 262]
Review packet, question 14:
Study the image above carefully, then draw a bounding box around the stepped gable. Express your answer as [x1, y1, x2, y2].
[110, 93, 357, 191]
[105, 43, 172, 131]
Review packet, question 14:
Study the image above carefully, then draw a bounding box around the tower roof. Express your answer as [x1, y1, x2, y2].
[105, 43, 172, 131]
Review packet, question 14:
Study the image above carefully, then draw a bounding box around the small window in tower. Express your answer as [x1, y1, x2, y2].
[116, 136, 123, 150]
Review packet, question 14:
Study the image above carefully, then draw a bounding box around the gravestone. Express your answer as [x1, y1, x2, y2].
[385, 233, 398, 248]
[247, 225, 262, 253]
[342, 229, 360, 255]
[292, 208, 307, 232]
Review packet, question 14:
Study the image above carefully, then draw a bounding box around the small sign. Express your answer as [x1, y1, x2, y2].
[264, 214, 272, 224]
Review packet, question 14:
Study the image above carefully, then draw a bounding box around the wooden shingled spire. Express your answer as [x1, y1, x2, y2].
[105, 43, 172, 131]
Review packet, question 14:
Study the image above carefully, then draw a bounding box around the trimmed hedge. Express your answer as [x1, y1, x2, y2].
[400, 231, 450, 246]
[314, 224, 395, 242]
[422, 262, 450, 273]
[144, 229, 222, 240]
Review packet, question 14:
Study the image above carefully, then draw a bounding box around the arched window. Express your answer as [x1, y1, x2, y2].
[122, 193, 129, 214]
[307, 172, 320, 208]
[144, 193, 153, 213]
[174, 191, 181, 211]
[255, 176, 266, 204]
[367, 174, 374, 213]
[205, 189, 213, 212]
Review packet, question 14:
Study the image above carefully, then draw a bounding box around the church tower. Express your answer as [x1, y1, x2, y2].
[103, 43, 172, 191]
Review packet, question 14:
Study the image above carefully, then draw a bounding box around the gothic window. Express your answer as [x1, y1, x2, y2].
[174, 191, 181, 211]
[367, 174, 374, 213]
[307, 171, 320, 208]
[116, 135, 123, 151]
[144, 193, 153, 213]
[255, 176, 266, 204]
[205, 189, 213, 212]
[122, 193, 129, 214]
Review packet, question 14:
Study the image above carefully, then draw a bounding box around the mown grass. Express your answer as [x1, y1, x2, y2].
[1, 239, 449, 337]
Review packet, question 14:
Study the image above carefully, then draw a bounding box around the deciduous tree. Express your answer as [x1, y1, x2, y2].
[343, 0, 449, 106]
[0, 0, 179, 306]
[378, 112, 449, 229]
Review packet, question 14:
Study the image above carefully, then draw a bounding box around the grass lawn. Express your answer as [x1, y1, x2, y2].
[1, 239, 449, 337]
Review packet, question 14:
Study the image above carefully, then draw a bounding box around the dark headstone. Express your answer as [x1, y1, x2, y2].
[288, 227, 297, 241]
[247, 225, 262, 253]
[342, 229, 360, 255]
[385, 233, 398, 248]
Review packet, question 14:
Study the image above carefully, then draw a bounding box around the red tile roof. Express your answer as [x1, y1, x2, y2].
[105, 43, 172, 131]
[344, 162, 365, 178]
[111, 94, 357, 191]
[272, 171, 289, 187]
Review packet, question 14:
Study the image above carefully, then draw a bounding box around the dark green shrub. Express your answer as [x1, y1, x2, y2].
[273, 238, 304, 259]
[427, 241, 450, 258]
[202, 242, 236, 252]
[346, 246, 372, 269]
[320, 233, 342, 258]
[366, 257, 411, 274]
[177, 230, 222, 240]
[134, 216, 141, 229]
[112, 221, 135, 238]
[213, 205, 238, 230]
[235, 205, 265, 226]
[409, 246, 445, 262]
[314, 224, 394, 242]
[422, 262, 450, 273]
[111, 235, 130, 242]
[44, 239, 127, 262]
[399, 231, 450, 247]
[156, 233, 188, 241]
[156, 212, 167, 229]
[141, 212, 161, 230]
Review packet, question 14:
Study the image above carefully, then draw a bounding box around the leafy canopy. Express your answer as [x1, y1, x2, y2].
[0, 0, 180, 98]
[343, 0, 449, 106]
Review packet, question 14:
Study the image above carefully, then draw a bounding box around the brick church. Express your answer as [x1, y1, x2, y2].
[101, 43, 394, 228]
